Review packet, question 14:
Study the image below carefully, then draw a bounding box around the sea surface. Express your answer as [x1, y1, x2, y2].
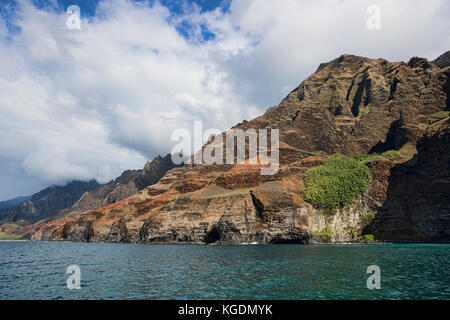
[0, 241, 449, 299]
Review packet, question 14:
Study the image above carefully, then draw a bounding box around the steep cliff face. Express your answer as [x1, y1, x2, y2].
[365, 117, 450, 241]
[32, 53, 450, 244]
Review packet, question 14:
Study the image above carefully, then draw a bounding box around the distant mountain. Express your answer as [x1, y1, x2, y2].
[0, 180, 101, 224]
[0, 154, 178, 227]
[0, 196, 31, 210]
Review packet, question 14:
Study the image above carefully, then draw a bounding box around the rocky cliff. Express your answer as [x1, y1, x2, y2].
[32, 53, 450, 244]
[364, 117, 450, 241]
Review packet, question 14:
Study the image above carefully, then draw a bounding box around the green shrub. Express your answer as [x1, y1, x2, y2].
[363, 234, 375, 241]
[0, 232, 25, 240]
[314, 226, 334, 241]
[304, 156, 372, 213]
[353, 153, 381, 163]
[350, 229, 359, 239]
[381, 150, 402, 160]
[1, 222, 26, 229]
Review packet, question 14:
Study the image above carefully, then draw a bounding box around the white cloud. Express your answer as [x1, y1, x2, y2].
[0, 0, 448, 199]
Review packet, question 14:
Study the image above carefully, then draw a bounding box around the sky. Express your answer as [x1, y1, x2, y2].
[0, 0, 448, 200]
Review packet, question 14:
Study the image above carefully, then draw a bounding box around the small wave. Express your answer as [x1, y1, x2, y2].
[240, 241, 259, 245]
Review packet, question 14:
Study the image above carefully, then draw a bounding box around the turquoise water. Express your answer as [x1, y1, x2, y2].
[0, 241, 449, 299]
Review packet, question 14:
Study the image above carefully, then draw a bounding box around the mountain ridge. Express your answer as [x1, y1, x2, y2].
[54, 153, 179, 219]
[0, 180, 101, 225]
[0, 195, 31, 210]
[432, 50, 450, 69]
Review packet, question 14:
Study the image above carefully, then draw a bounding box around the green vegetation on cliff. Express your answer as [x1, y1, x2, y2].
[381, 150, 402, 161]
[0, 232, 25, 240]
[1, 221, 27, 229]
[304, 156, 372, 212]
[353, 153, 382, 163]
[363, 234, 375, 241]
[314, 226, 334, 241]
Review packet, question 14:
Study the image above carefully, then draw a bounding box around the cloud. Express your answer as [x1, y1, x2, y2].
[209, 0, 450, 107]
[0, 0, 448, 199]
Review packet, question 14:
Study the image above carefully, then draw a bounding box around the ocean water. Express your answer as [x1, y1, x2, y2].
[0, 241, 449, 300]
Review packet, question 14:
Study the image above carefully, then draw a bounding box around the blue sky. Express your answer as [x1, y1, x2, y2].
[2, 0, 229, 40]
[18, 0, 229, 16]
[0, 0, 448, 200]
